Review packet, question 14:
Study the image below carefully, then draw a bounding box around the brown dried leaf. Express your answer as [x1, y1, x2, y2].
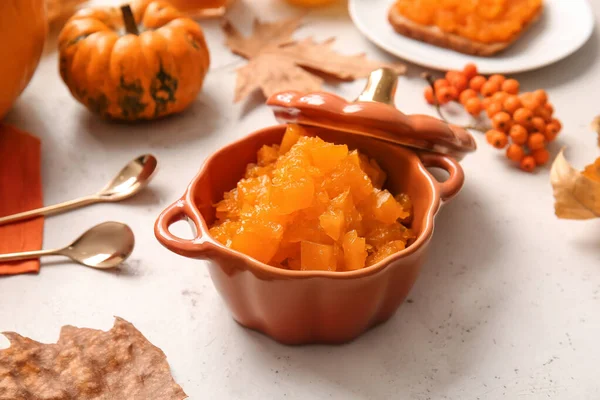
[592, 115, 600, 147]
[223, 17, 301, 59]
[234, 52, 323, 102]
[280, 38, 406, 81]
[550, 149, 600, 220]
[223, 17, 406, 102]
[0, 317, 187, 400]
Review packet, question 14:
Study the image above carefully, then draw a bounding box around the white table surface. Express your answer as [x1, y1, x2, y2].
[2, 1, 600, 399]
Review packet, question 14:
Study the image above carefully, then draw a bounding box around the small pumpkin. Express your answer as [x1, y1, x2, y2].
[58, 0, 210, 121]
[0, 0, 47, 120]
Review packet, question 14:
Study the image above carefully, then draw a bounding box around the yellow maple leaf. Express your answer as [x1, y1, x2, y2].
[550, 149, 600, 219]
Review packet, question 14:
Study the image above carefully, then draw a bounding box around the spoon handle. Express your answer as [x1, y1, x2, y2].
[0, 248, 60, 263]
[0, 196, 98, 226]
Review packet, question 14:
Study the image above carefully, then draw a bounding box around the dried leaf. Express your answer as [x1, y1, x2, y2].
[223, 17, 406, 102]
[550, 149, 600, 220]
[592, 115, 600, 147]
[583, 157, 600, 182]
[223, 17, 301, 58]
[0, 317, 187, 400]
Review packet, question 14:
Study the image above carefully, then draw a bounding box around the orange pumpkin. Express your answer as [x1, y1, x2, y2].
[58, 0, 210, 121]
[0, 0, 47, 120]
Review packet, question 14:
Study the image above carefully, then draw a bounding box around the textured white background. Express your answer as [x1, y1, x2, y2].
[1, 1, 600, 399]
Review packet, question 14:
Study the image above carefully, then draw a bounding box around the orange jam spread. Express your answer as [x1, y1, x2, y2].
[394, 0, 542, 44]
[209, 124, 415, 271]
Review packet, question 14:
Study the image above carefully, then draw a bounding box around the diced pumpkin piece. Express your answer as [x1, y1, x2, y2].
[367, 240, 406, 266]
[319, 209, 345, 241]
[257, 144, 280, 166]
[359, 153, 387, 189]
[325, 158, 373, 202]
[279, 124, 308, 153]
[300, 241, 337, 271]
[310, 143, 348, 172]
[284, 213, 332, 244]
[270, 177, 314, 215]
[230, 220, 283, 264]
[372, 190, 410, 224]
[245, 163, 275, 178]
[342, 230, 367, 271]
[288, 258, 302, 270]
[329, 190, 363, 234]
[395, 192, 413, 224]
[214, 189, 239, 220]
[209, 220, 238, 247]
[347, 150, 361, 166]
[271, 241, 300, 264]
[237, 175, 270, 206]
[366, 222, 414, 247]
[329, 190, 353, 212]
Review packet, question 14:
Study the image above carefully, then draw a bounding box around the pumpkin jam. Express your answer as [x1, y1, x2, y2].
[393, 0, 543, 44]
[209, 124, 415, 271]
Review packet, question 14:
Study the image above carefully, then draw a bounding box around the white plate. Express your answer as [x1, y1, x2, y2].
[348, 0, 595, 74]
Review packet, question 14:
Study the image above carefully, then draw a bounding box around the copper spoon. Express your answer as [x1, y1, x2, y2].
[0, 222, 135, 269]
[0, 154, 157, 226]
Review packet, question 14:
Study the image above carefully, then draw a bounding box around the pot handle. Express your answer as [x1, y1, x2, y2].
[154, 198, 210, 258]
[419, 153, 464, 202]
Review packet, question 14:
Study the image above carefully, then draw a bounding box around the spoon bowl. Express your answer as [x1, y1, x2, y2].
[97, 154, 158, 201]
[0, 222, 135, 269]
[0, 154, 158, 226]
[61, 222, 135, 269]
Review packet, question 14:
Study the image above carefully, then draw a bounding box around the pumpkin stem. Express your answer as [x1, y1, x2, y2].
[121, 5, 139, 35]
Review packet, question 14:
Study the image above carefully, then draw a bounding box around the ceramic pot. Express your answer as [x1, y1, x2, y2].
[155, 69, 474, 344]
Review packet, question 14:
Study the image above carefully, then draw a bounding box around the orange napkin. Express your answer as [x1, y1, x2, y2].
[0, 124, 43, 275]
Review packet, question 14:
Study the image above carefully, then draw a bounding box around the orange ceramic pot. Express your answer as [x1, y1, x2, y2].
[155, 69, 475, 344]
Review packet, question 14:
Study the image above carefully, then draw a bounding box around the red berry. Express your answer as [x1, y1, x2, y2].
[436, 86, 457, 104]
[506, 144, 525, 162]
[448, 72, 469, 92]
[489, 74, 506, 86]
[533, 89, 548, 105]
[492, 111, 512, 132]
[459, 89, 478, 105]
[463, 63, 478, 80]
[531, 117, 546, 133]
[509, 124, 528, 145]
[424, 86, 435, 105]
[488, 130, 508, 149]
[486, 102, 504, 118]
[532, 148, 550, 165]
[502, 79, 520, 95]
[469, 76, 487, 92]
[520, 156, 536, 172]
[513, 108, 534, 125]
[503, 95, 522, 115]
[434, 79, 450, 91]
[481, 81, 500, 97]
[465, 97, 482, 116]
[527, 133, 546, 150]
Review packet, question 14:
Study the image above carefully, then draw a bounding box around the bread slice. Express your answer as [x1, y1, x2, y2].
[387, 5, 542, 57]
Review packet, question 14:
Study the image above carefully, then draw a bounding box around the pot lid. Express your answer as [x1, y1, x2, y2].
[266, 68, 476, 160]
